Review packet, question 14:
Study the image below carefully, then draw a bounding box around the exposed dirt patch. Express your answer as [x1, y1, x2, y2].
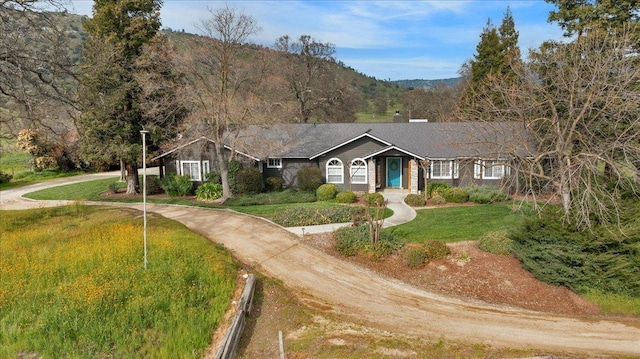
[300, 232, 599, 316]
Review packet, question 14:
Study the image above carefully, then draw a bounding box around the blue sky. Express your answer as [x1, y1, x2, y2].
[69, 1, 566, 81]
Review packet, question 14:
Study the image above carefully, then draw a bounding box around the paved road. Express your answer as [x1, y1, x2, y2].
[2, 174, 639, 356]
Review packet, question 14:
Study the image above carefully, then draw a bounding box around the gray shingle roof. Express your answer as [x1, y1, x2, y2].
[233, 122, 533, 160]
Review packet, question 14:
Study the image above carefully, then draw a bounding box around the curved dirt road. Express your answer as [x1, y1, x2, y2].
[2, 175, 639, 356]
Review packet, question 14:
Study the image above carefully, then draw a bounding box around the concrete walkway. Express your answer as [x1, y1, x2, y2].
[285, 189, 417, 235]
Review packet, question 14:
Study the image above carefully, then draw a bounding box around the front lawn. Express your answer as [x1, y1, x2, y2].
[24, 177, 122, 201]
[388, 204, 530, 243]
[22, 178, 392, 223]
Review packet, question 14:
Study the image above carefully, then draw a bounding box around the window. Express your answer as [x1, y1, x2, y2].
[326, 158, 343, 184]
[202, 160, 210, 178]
[267, 158, 282, 169]
[350, 158, 367, 184]
[180, 161, 202, 181]
[475, 160, 508, 179]
[431, 160, 458, 179]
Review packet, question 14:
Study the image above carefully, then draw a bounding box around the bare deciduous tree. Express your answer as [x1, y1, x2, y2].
[400, 83, 463, 121]
[1, 1, 78, 141]
[179, 5, 270, 200]
[274, 35, 358, 123]
[463, 28, 640, 228]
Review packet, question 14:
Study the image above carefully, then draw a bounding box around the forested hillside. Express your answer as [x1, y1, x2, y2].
[393, 78, 462, 89]
[1, 10, 424, 132]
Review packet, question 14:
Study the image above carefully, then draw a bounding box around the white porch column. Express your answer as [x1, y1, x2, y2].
[410, 159, 419, 194]
[368, 158, 376, 193]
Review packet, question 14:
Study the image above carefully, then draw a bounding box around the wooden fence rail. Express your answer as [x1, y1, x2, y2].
[215, 274, 256, 359]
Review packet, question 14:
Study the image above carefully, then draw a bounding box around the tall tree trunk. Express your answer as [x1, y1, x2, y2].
[214, 143, 232, 200]
[119, 158, 126, 182]
[126, 162, 139, 194]
[559, 156, 572, 215]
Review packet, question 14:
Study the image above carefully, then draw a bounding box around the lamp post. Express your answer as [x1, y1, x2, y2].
[140, 129, 149, 270]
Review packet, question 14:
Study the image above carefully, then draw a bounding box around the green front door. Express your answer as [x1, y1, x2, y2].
[387, 158, 401, 188]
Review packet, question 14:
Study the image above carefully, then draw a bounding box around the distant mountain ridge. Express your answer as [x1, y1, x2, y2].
[392, 77, 463, 89]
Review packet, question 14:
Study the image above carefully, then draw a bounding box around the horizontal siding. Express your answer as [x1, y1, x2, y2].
[317, 137, 386, 191]
[264, 159, 318, 188]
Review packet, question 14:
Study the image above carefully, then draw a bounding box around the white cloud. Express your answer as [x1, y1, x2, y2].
[68, 0, 566, 80]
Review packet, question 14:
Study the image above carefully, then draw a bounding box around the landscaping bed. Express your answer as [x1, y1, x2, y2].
[300, 232, 599, 316]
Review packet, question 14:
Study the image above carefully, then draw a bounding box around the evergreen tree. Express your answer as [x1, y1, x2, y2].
[546, 0, 639, 38]
[460, 7, 522, 116]
[497, 7, 522, 81]
[78, 0, 164, 194]
[469, 19, 502, 87]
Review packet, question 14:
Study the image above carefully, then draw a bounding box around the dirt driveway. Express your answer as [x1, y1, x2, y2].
[2, 176, 639, 356]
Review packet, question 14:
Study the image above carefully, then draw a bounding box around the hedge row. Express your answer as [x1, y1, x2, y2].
[273, 206, 365, 227]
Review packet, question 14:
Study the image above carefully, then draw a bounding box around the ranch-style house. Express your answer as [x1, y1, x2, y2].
[152, 121, 533, 194]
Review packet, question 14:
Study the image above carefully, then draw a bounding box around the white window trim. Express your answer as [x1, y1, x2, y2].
[202, 160, 210, 178]
[350, 158, 367, 184]
[179, 160, 202, 181]
[474, 159, 508, 179]
[430, 160, 458, 179]
[267, 158, 282, 169]
[326, 158, 344, 184]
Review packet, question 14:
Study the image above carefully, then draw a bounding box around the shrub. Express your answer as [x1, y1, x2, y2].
[205, 171, 221, 184]
[423, 240, 450, 260]
[235, 167, 263, 195]
[441, 187, 469, 203]
[273, 206, 364, 227]
[404, 193, 425, 207]
[430, 193, 446, 205]
[0, 171, 13, 184]
[364, 192, 385, 206]
[511, 202, 640, 296]
[427, 182, 451, 197]
[145, 175, 163, 195]
[334, 224, 402, 259]
[160, 174, 193, 197]
[297, 166, 323, 191]
[228, 160, 243, 193]
[316, 183, 339, 201]
[466, 185, 509, 204]
[336, 191, 357, 203]
[32, 156, 58, 171]
[108, 181, 119, 194]
[266, 176, 283, 192]
[478, 230, 513, 255]
[400, 243, 427, 268]
[195, 182, 223, 201]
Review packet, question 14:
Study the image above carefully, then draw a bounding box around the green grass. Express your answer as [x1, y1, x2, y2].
[0, 169, 86, 191]
[0, 148, 30, 173]
[224, 189, 316, 206]
[354, 108, 400, 123]
[24, 177, 122, 201]
[0, 143, 86, 190]
[584, 290, 640, 315]
[0, 205, 236, 358]
[388, 204, 530, 243]
[24, 178, 393, 222]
